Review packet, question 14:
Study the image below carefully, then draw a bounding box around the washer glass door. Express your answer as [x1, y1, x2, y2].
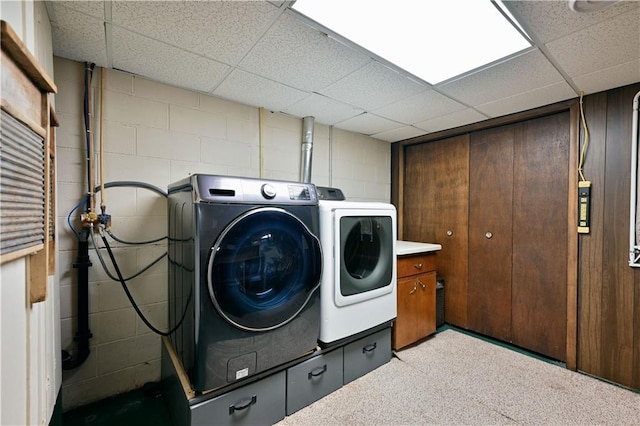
[208, 207, 321, 331]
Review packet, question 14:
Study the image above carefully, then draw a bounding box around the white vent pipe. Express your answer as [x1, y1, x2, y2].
[300, 116, 314, 183]
[629, 90, 640, 266]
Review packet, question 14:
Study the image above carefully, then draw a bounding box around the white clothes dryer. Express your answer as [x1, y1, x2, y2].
[317, 197, 397, 346]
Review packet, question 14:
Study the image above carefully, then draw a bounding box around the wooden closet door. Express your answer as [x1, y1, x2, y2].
[512, 112, 569, 361]
[403, 135, 469, 328]
[468, 126, 514, 342]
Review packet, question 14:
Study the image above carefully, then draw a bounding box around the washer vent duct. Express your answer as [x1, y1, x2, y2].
[300, 116, 314, 183]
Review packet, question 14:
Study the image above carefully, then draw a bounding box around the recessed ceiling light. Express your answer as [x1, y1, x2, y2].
[291, 0, 531, 84]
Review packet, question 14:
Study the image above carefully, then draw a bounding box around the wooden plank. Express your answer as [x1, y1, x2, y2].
[512, 112, 569, 361]
[162, 336, 196, 399]
[468, 126, 513, 342]
[391, 142, 404, 239]
[601, 84, 636, 388]
[1, 20, 57, 93]
[577, 91, 608, 377]
[28, 249, 47, 303]
[0, 244, 44, 265]
[566, 102, 579, 371]
[1, 50, 46, 135]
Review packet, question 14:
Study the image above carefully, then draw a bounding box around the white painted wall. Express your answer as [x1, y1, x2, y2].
[54, 58, 391, 410]
[0, 1, 61, 425]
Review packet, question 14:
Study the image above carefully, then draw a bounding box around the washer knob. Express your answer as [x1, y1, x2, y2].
[261, 183, 277, 199]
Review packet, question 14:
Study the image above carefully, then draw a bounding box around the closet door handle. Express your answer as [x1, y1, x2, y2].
[308, 364, 327, 379]
[229, 395, 257, 414]
[485, 232, 493, 239]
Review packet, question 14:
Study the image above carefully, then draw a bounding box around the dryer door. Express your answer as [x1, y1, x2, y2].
[207, 207, 322, 331]
[334, 209, 396, 307]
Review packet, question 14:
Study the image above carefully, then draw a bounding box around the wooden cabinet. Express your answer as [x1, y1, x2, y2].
[401, 112, 570, 361]
[393, 253, 437, 350]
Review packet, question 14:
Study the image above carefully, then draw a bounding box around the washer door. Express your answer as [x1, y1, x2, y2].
[208, 207, 322, 331]
[334, 211, 395, 307]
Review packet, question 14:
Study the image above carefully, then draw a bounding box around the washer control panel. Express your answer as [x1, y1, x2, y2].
[193, 174, 318, 205]
[261, 183, 277, 199]
[288, 184, 312, 201]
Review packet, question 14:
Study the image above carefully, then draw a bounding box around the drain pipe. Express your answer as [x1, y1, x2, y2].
[62, 227, 93, 369]
[300, 116, 314, 183]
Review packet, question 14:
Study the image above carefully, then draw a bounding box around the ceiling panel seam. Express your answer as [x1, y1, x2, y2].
[502, 2, 581, 96]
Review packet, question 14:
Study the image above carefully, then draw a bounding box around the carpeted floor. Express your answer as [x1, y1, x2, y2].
[277, 329, 640, 425]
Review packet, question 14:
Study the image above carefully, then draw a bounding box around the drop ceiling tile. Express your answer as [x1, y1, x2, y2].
[49, 6, 108, 66]
[334, 113, 403, 136]
[506, 0, 639, 43]
[372, 89, 467, 125]
[213, 69, 309, 112]
[372, 126, 428, 143]
[48, 1, 104, 20]
[437, 49, 566, 107]
[112, 27, 230, 94]
[476, 81, 576, 118]
[573, 59, 640, 94]
[283, 94, 364, 126]
[239, 12, 372, 92]
[414, 109, 488, 134]
[111, 0, 282, 65]
[320, 61, 429, 111]
[546, 9, 640, 78]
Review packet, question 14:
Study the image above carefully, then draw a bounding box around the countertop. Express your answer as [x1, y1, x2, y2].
[396, 240, 442, 256]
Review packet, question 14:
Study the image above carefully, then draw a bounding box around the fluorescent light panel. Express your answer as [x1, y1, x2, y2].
[292, 0, 531, 84]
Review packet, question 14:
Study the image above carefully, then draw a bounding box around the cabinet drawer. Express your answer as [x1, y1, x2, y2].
[286, 348, 343, 415]
[343, 328, 392, 384]
[397, 253, 436, 278]
[191, 371, 285, 426]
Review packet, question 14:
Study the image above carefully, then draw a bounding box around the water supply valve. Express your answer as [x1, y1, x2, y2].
[81, 211, 99, 227]
[98, 213, 112, 228]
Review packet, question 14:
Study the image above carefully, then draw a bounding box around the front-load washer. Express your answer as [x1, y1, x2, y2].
[317, 198, 397, 346]
[168, 174, 322, 393]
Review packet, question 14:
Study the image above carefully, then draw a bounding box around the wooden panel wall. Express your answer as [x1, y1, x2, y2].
[392, 82, 640, 391]
[578, 82, 640, 390]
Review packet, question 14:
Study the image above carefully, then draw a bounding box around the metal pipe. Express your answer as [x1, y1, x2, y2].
[629, 90, 640, 266]
[300, 116, 314, 183]
[62, 228, 93, 369]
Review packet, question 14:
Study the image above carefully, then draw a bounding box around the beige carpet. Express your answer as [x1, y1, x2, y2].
[277, 329, 640, 425]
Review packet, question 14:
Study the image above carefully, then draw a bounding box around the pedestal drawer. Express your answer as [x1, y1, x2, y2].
[343, 327, 392, 384]
[190, 371, 286, 426]
[286, 348, 343, 415]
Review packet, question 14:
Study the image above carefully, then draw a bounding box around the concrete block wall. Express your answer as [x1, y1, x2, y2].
[54, 57, 391, 410]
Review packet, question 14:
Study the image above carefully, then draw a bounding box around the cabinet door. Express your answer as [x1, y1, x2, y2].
[512, 112, 569, 361]
[468, 126, 514, 342]
[394, 272, 436, 349]
[404, 135, 469, 328]
[418, 271, 437, 338]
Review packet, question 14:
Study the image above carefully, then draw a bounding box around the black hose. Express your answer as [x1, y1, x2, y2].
[101, 234, 188, 336]
[62, 228, 93, 370]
